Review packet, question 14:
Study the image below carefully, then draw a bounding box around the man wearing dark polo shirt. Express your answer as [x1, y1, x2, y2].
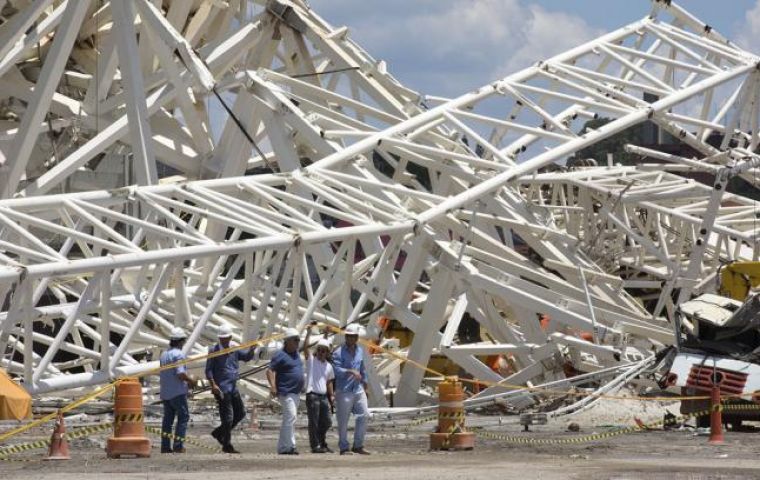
[267, 328, 304, 455]
[205, 323, 256, 453]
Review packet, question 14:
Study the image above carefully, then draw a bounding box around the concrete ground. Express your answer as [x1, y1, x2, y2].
[2, 416, 759, 479]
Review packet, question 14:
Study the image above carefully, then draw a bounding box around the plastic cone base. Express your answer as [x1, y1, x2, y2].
[429, 432, 475, 451]
[106, 437, 152, 458]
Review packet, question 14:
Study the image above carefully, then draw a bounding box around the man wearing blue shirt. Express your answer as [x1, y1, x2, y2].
[333, 323, 370, 455]
[159, 327, 196, 453]
[205, 324, 256, 453]
[267, 328, 304, 454]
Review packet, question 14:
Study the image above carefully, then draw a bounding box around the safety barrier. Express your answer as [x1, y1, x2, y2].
[3, 323, 760, 459]
[0, 331, 288, 445]
[0, 421, 221, 460]
[474, 403, 760, 445]
[143, 425, 222, 453]
[430, 377, 475, 450]
[106, 378, 151, 458]
[0, 423, 112, 460]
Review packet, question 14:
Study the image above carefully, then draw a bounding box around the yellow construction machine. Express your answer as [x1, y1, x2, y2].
[655, 261, 760, 430]
[718, 261, 760, 301]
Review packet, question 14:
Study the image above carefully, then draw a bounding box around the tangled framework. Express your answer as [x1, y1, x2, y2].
[0, 0, 758, 409]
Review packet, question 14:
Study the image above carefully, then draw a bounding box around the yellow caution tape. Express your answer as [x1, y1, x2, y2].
[0, 330, 287, 444]
[474, 403, 760, 445]
[438, 411, 466, 420]
[0, 420, 222, 460]
[399, 415, 438, 433]
[144, 425, 221, 453]
[114, 413, 143, 424]
[0, 422, 112, 460]
[474, 409, 705, 445]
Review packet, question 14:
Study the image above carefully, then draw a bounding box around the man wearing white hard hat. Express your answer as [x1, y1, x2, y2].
[266, 327, 304, 454]
[205, 323, 256, 453]
[159, 327, 196, 453]
[333, 323, 370, 455]
[303, 322, 335, 453]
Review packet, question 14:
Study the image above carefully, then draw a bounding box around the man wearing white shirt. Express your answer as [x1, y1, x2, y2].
[303, 323, 335, 453]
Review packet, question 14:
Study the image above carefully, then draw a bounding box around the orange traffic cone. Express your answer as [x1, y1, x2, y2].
[708, 384, 725, 445]
[45, 411, 71, 460]
[106, 378, 151, 458]
[430, 377, 475, 451]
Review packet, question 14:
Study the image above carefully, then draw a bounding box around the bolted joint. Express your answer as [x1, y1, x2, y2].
[412, 219, 421, 236]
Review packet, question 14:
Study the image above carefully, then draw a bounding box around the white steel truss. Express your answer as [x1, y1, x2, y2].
[0, 0, 758, 409]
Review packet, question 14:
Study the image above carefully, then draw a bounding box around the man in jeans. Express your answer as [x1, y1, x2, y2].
[303, 324, 335, 453]
[205, 324, 256, 453]
[267, 328, 304, 454]
[333, 323, 370, 455]
[159, 327, 196, 453]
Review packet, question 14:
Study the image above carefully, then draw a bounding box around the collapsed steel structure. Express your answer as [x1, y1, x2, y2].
[0, 0, 758, 410]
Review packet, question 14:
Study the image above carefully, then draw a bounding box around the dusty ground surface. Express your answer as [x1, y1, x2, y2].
[2, 410, 760, 480]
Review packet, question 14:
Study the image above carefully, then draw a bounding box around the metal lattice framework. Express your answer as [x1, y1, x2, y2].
[0, 0, 759, 409]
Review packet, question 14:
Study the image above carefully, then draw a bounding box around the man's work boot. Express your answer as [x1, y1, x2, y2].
[222, 444, 241, 454]
[211, 429, 224, 446]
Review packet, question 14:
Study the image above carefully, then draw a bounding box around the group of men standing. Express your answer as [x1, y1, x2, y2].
[267, 322, 370, 455]
[159, 322, 370, 456]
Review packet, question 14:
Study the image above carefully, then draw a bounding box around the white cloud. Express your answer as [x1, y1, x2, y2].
[308, 0, 603, 96]
[735, 0, 760, 51]
[497, 5, 604, 76]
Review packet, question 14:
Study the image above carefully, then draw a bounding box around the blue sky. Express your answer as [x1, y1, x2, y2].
[306, 0, 760, 97]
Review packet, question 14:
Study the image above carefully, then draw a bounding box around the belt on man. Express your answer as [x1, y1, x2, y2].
[306, 392, 328, 397]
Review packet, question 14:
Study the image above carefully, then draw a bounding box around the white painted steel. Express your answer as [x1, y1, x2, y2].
[0, 1, 758, 411]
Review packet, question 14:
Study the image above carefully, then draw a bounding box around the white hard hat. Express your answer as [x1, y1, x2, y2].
[316, 338, 332, 349]
[283, 327, 300, 339]
[169, 327, 187, 340]
[217, 324, 233, 338]
[344, 324, 361, 336]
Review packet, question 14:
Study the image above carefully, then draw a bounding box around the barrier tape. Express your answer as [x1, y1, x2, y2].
[474, 403, 760, 445]
[400, 415, 438, 434]
[438, 411, 465, 420]
[0, 330, 288, 444]
[383, 412, 460, 435]
[0, 421, 222, 460]
[474, 409, 706, 445]
[143, 425, 221, 453]
[0, 382, 118, 445]
[722, 403, 760, 413]
[114, 413, 143, 424]
[4, 320, 760, 452]
[0, 423, 112, 460]
[440, 424, 458, 449]
[440, 420, 465, 449]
